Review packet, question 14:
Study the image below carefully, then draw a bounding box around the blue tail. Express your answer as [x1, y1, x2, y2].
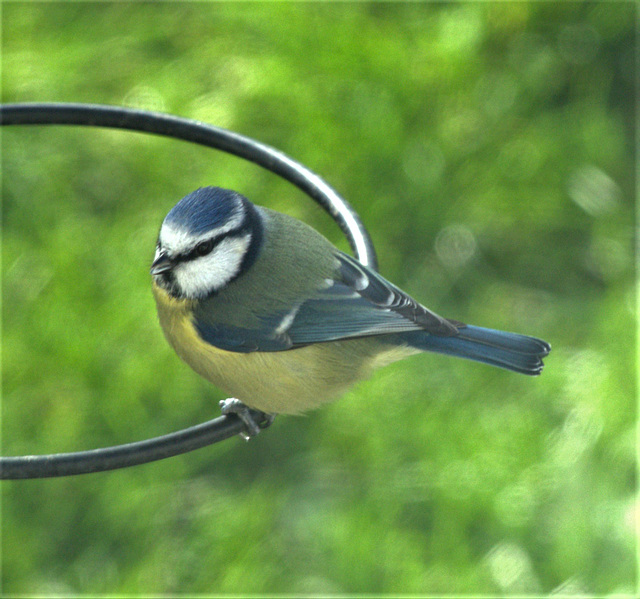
[403, 325, 551, 375]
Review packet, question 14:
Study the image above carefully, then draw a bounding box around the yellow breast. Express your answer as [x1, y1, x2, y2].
[152, 283, 412, 414]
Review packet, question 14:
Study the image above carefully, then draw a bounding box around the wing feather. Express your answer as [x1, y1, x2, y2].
[194, 250, 459, 352]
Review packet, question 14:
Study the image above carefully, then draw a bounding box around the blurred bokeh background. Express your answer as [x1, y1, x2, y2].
[2, 2, 635, 595]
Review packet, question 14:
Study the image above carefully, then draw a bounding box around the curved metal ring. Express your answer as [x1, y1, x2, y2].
[1, 102, 379, 478]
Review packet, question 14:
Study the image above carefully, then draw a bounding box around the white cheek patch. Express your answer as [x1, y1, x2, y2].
[173, 234, 252, 299]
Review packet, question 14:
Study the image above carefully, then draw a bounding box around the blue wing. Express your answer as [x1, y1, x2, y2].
[194, 251, 459, 353]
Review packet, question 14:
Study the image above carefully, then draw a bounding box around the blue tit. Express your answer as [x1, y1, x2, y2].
[151, 186, 550, 416]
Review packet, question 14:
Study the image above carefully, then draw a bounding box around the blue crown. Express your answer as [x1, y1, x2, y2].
[164, 187, 243, 235]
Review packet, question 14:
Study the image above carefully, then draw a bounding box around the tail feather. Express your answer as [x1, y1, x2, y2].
[404, 324, 550, 375]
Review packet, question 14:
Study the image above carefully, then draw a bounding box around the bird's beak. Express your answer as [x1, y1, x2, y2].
[150, 252, 173, 275]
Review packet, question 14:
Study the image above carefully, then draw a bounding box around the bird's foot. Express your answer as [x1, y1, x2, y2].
[219, 398, 275, 441]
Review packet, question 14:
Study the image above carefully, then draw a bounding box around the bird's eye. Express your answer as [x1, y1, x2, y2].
[195, 240, 214, 256]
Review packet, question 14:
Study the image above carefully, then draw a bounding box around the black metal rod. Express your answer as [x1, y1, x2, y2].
[0, 102, 378, 270]
[1, 411, 272, 479]
[0, 102, 378, 478]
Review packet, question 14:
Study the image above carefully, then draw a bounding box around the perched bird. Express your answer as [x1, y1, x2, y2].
[151, 187, 550, 426]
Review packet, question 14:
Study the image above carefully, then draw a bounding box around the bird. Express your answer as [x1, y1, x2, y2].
[151, 186, 550, 432]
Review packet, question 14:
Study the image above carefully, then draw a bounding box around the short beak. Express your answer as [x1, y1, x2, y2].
[150, 252, 173, 275]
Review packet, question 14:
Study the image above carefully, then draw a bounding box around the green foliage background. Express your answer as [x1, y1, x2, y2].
[2, 2, 636, 595]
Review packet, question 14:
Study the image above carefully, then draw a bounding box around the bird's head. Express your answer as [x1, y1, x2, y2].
[151, 187, 263, 300]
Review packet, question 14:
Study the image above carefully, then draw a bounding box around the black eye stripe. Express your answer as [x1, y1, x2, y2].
[196, 239, 215, 256]
[176, 227, 253, 264]
[180, 238, 220, 262]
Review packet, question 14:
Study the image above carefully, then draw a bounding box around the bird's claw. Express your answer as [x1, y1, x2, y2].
[219, 398, 275, 441]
